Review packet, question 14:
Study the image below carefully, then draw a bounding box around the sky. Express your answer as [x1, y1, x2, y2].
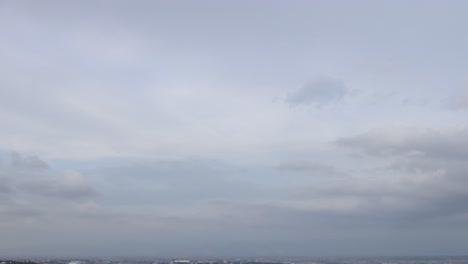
[1, 0, 468, 257]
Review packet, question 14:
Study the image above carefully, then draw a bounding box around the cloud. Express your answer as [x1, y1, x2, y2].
[277, 161, 346, 177]
[286, 77, 348, 107]
[0, 152, 97, 201]
[0, 205, 42, 219]
[336, 127, 468, 159]
[88, 158, 273, 207]
[0, 178, 12, 193]
[332, 176, 465, 222]
[451, 94, 468, 110]
[20, 170, 98, 200]
[10, 152, 49, 169]
[90, 156, 468, 229]
[324, 127, 468, 224]
[1, 152, 468, 256]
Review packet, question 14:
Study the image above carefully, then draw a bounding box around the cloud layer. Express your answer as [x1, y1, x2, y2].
[2, 0, 468, 257]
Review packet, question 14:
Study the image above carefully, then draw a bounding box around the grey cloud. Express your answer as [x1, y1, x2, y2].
[282, 173, 468, 227]
[0, 203, 42, 218]
[98, 157, 468, 228]
[277, 161, 346, 177]
[88, 159, 275, 206]
[325, 127, 468, 224]
[20, 171, 98, 200]
[286, 77, 347, 107]
[0, 178, 11, 193]
[2, 154, 468, 256]
[336, 128, 468, 159]
[10, 152, 49, 169]
[1, 152, 99, 201]
[10, 153, 467, 232]
[451, 95, 468, 110]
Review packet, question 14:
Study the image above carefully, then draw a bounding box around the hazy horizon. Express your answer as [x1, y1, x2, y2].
[2, 0, 468, 257]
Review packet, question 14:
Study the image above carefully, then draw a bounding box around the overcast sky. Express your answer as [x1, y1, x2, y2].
[2, 0, 468, 258]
